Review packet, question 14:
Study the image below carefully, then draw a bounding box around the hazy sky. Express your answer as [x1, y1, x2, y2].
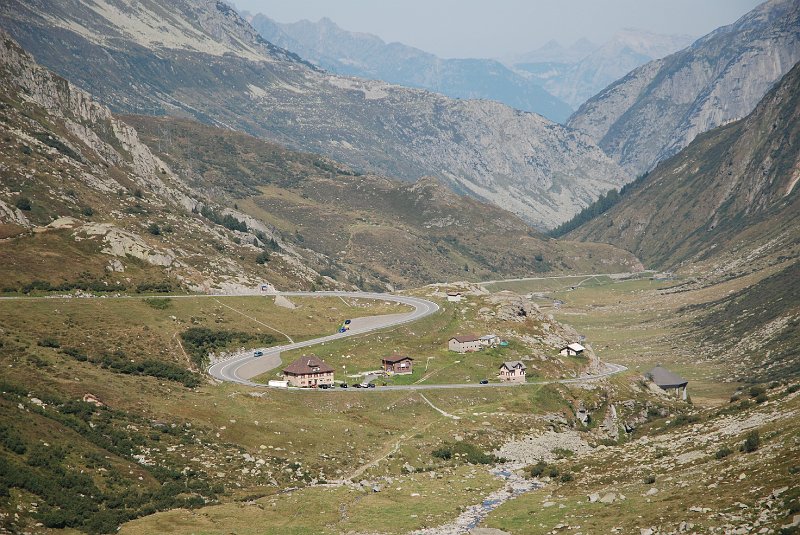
[232, 0, 763, 58]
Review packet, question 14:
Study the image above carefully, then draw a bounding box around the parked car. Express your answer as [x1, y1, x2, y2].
[344, 319, 351, 325]
[319, 384, 330, 389]
[479, 379, 489, 384]
[352, 383, 362, 388]
[359, 383, 370, 388]
[367, 383, 376, 389]
[340, 383, 348, 388]
[253, 350, 264, 357]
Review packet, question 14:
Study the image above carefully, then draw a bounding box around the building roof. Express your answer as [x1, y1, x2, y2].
[564, 342, 585, 352]
[283, 356, 334, 375]
[646, 366, 688, 388]
[500, 361, 527, 371]
[382, 355, 414, 364]
[451, 335, 480, 343]
[480, 334, 499, 340]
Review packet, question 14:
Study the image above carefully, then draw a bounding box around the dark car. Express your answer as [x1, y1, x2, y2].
[479, 379, 489, 385]
[340, 383, 348, 388]
[352, 383, 362, 388]
[367, 383, 376, 388]
[319, 384, 329, 389]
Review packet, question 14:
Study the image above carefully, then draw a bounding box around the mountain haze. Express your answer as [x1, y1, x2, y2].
[0, 0, 628, 229]
[568, 0, 800, 177]
[515, 29, 694, 109]
[247, 14, 574, 123]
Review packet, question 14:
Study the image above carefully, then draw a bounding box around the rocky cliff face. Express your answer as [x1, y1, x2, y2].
[568, 61, 800, 272]
[0, 0, 629, 229]
[568, 0, 800, 178]
[246, 14, 574, 123]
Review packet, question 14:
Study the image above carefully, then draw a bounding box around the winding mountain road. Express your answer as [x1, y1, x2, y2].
[207, 291, 628, 391]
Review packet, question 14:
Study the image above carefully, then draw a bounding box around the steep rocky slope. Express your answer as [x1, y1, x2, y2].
[568, 0, 800, 177]
[515, 29, 693, 109]
[568, 62, 800, 271]
[0, 0, 629, 229]
[0, 30, 323, 293]
[247, 14, 574, 123]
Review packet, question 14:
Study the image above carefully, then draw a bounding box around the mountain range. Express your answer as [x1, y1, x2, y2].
[513, 29, 695, 109]
[0, 29, 641, 295]
[568, 0, 800, 177]
[0, 0, 629, 230]
[246, 14, 574, 123]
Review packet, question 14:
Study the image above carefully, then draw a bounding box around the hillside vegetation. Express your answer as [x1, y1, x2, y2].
[125, 114, 643, 289]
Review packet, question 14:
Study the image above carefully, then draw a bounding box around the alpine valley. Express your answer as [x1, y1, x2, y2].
[0, 2, 798, 535]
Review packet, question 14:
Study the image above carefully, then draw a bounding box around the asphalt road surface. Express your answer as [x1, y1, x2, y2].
[206, 291, 628, 392]
[206, 291, 439, 386]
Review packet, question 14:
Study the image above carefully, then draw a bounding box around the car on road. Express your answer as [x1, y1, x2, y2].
[344, 319, 351, 325]
[367, 383, 375, 388]
[479, 379, 489, 384]
[340, 383, 348, 388]
[352, 383, 362, 388]
[253, 350, 264, 357]
[359, 383, 370, 388]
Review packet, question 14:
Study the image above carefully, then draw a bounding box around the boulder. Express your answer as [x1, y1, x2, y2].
[599, 492, 617, 504]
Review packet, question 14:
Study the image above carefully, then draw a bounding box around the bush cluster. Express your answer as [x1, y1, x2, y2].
[431, 442, 499, 465]
[16, 280, 127, 294]
[61, 347, 200, 387]
[180, 327, 276, 368]
[200, 205, 248, 232]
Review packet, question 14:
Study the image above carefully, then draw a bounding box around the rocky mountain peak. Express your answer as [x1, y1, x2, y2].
[567, 0, 800, 177]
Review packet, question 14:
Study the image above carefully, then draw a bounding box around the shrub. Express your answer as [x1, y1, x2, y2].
[749, 385, 766, 398]
[560, 472, 574, 483]
[741, 430, 760, 453]
[255, 251, 270, 264]
[754, 393, 768, 404]
[547, 466, 560, 478]
[430, 442, 498, 465]
[15, 197, 31, 211]
[787, 384, 799, 394]
[669, 413, 701, 427]
[133, 188, 143, 198]
[432, 447, 452, 460]
[143, 297, 171, 310]
[37, 337, 60, 348]
[715, 446, 733, 459]
[81, 206, 94, 217]
[643, 474, 656, 484]
[529, 461, 548, 477]
[147, 223, 161, 235]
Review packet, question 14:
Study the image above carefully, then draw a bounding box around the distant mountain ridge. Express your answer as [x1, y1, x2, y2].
[0, 0, 629, 229]
[568, 0, 800, 177]
[513, 29, 694, 109]
[245, 13, 574, 123]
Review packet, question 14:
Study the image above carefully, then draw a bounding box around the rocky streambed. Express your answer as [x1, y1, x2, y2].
[412, 465, 541, 535]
